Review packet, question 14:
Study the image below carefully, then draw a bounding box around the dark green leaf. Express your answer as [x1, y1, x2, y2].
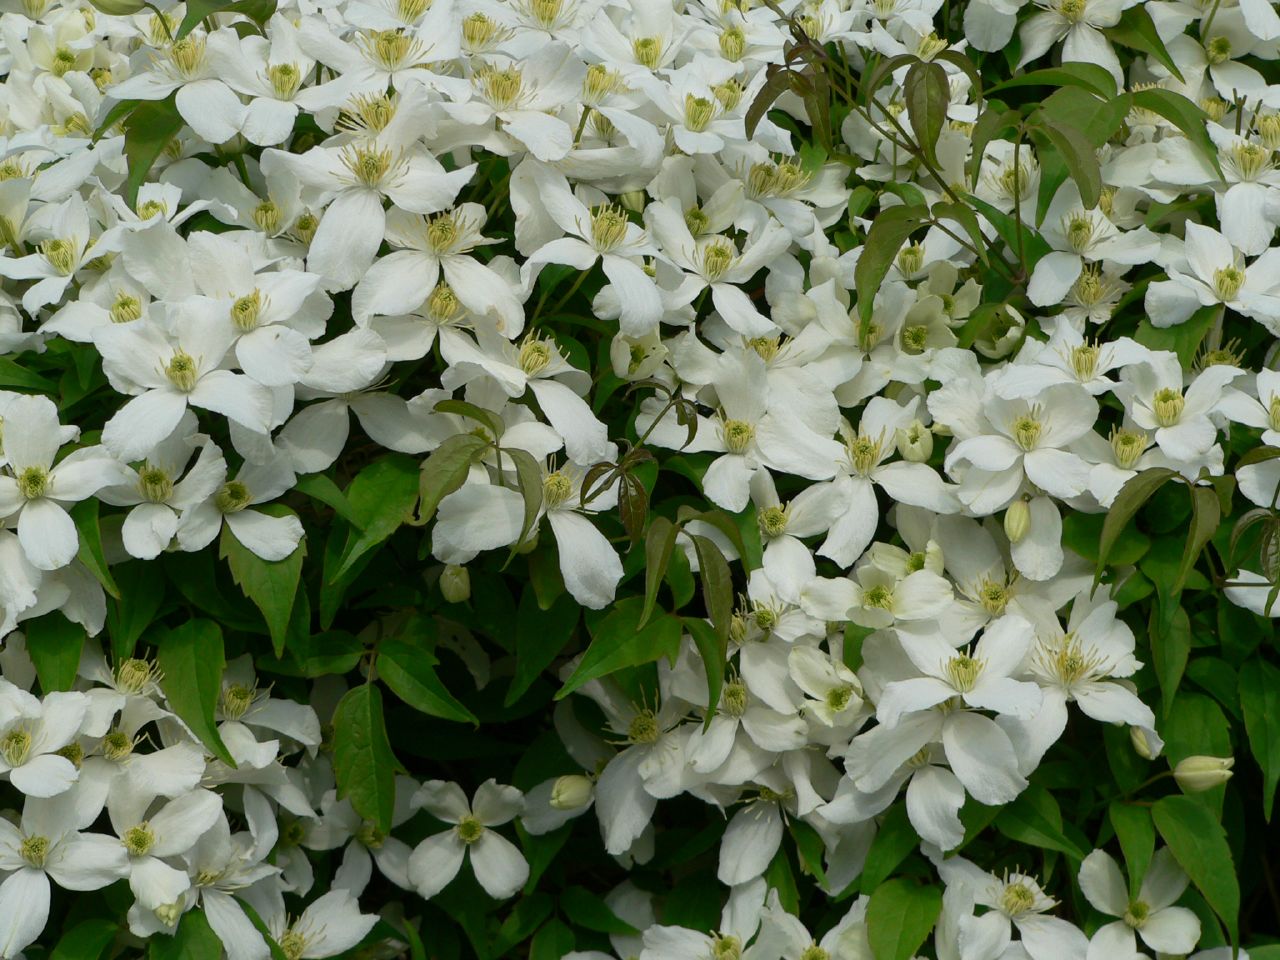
[416, 433, 490, 528]
[147, 910, 222, 960]
[1152, 795, 1239, 943]
[685, 618, 725, 729]
[378, 640, 476, 723]
[1095, 467, 1178, 582]
[332, 454, 420, 582]
[995, 783, 1087, 859]
[1104, 5, 1184, 81]
[505, 447, 545, 561]
[556, 600, 681, 698]
[25, 612, 86, 694]
[866, 879, 942, 960]
[529, 921, 575, 960]
[508, 590, 579, 705]
[157, 619, 235, 766]
[122, 95, 184, 209]
[859, 804, 918, 894]
[560, 886, 639, 935]
[1130, 89, 1222, 178]
[50, 919, 117, 960]
[1176, 484, 1220, 592]
[1109, 802, 1155, 899]
[986, 63, 1117, 98]
[332, 683, 401, 832]
[220, 517, 304, 658]
[904, 60, 949, 166]
[70, 499, 120, 599]
[854, 204, 928, 324]
[1239, 658, 1280, 820]
[641, 515, 681, 627]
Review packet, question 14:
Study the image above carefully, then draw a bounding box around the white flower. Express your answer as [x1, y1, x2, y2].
[1079, 848, 1201, 959]
[0, 394, 129, 570]
[408, 779, 530, 900]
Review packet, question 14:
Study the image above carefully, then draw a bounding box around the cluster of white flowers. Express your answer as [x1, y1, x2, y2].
[0, 0, 1275, 951]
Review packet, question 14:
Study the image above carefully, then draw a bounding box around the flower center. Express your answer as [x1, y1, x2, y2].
[946, 654, 983, 692]
[111, 290, 142, 323]
[139, 466, 174, 504]
[758, 504, 788, 538]
[632, 35, 662, 68]
[978, 577, 1010, 615]
[1123, 900, 1150, 929]
[116, 657, 162, 694]
[519, 337, 554, 376]
[712, 934, 742, 960]
[167, 35, 206, 78]
[1070, 342, 1099, 380]
[1, 727, 32, 766]
[477, 65, 524, 109]
[41, 238, 77, 275]
[826, 685, 856, 712]
[1064, 211, 1095, 252]
[542, 471, 573, 509]
[684, 94, 716, 132]
[280, 930, 308, 960]
[590, 204, 629, 252]
[1109, 427, 1148, 468]
[863, 584, 894, 609]
[215, 480, 252, 514]
[221, 682, 256, 719]
[721, 680, 748, 718]
[230, 290, 263, 332]
[719, 26, 745, 60]
[253, 200, 281, 233]
[123, 823, 156, 857]
[268, 62, 302, 99]
[1214, 265, 1245, 300]
[1011, 413, 1043, 451]
[340, 143, 394, 187]
[799, 946, 830, 960]
[17, 465, 48, 500]
[19, 835, 49, 868]
[165, 349, 199, 392]
[1000, 881, 1038, 916]
[722, 419, 755, 454]
[356, 821, 386, 848]
[1152, 387, 1184, 426]
[627, 708, 660, 744]
[102, 729, 135, 761]
[897, 243, 925, 277]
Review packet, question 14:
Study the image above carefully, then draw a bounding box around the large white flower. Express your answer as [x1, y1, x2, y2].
[408, 780, 530, 900]
[1079, 848, 1201, 959]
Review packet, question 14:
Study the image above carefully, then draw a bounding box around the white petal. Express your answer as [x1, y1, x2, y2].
[716, 804, 782, 886]
[469, 831, 529, 899]
[548, 511, 623, 610]
[0, 869, 49, 958]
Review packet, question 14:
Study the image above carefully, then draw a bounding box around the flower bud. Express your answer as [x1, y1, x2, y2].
[439, 564, 471, 603]
[1004, 500, 1031, 544]
[896, 420, 934, 462]
[1130, 725, 1160, 760]
[549, 774, 593, 810]
[1173, 755, 1234, 793]
[618, 189, 647, 213]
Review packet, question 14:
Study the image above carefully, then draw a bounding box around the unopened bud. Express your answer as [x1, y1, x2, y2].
[618, 190, 647, 213]
[1130, 725, 1160, 760]
[1004, 500, 1031, 544]
[440, 564, 471, 603]
[549, 774, 593, 810]
[1173, 755, 1234, 793]
[896, 420, 934, 462]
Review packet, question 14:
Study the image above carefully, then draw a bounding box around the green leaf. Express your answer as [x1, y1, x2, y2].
[505, 447, 545, 562]
[965, 192, 1053, 270]
[1130, 89, 1223, 178]
[529, 921, 575, 960]
[866, 879, 942, 960]
[560, 886, 640, 935]
[0, 356, 57, 391]
[415, 433, 490, 527]
[986, 63, 1117, 98]
[332, 683, 401, 832]
[220, 517, 304, 658]
[1031, 116, 1102, 218]
[1150, 604, 1191, 719]
[1104, 5, 1184, 82]
[931, 200, 989, 264]
[434, 398, 507, 438]
[177, 0, 276, 36]
[746, 64, 791, 139]
[293, 473, 363, 527]
[789, 817, 829, 886]
[25, 612, 86, 694]
[685, 619, 725, 729]
[965, 107, 1020, 187]
[859, 803, 918, 894]
[332, 454, 420, 582]
[1095, 467, 1178, 582]
[147, 910, 223, 960]
[556, 600, 682, 699]
[490, 894, 553, 956]
[854, 204, 928, 323]
[1134, 306, 1218, 369]
[1152, 795, 1239, 944]
[378, 640, 477, 724]
[995, 783, 1087, 859]
[157, 619, 234, 766]
[1239, 658, 1280, 820]
[122, 94, 184, 209]
[50, 918, 117, 960]
[904, 60, 949, 167]
[71, 498, 120, 599]
[107, 561, 167, 663]
[1176, 484, 1220, 592]
[641, 515, 681, 627]
[690, 534, 733, 646]
[507, 590, 580, 705]
[1109, 802, 1155, 899]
